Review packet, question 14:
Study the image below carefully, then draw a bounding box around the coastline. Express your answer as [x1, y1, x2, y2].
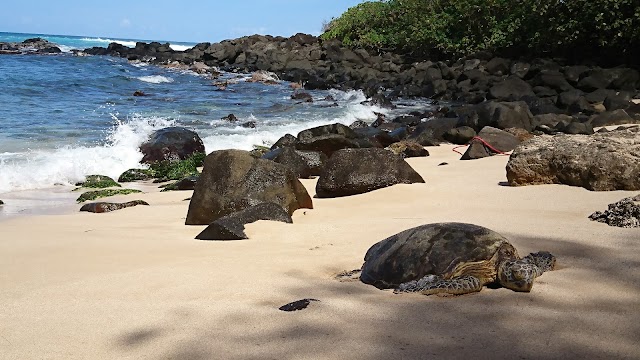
[1, 145, 639, 359]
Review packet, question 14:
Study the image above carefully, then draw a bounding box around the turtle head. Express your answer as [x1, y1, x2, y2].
[498, 251, 556, 292]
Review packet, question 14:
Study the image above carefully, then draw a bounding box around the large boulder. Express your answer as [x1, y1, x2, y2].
[195, 202, 293, 240]
[460, 101, 533, 131]
[315, 148, 425, 198]
[139, 127, 205, 164]
[506, 128, 640, 191]
[460, 126, 520, 160]
[295, 123, 363, 157]
[185, 150, 312, 225]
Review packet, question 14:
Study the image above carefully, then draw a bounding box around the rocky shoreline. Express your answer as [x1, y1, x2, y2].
[0, 38, 62, 54]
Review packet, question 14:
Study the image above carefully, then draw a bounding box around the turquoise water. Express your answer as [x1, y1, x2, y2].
[0, 31, 196, 52]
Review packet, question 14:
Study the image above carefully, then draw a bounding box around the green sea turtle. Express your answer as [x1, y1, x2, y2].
[360, 222, 555, 296]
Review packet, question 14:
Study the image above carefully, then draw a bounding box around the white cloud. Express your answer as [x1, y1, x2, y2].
[120, 18, 132, 28]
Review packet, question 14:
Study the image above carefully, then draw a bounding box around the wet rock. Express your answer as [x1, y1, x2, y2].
[80, 200, 149, 213]
[139, 127, 205, 164]
[185, 150, 312, 225]
[76, 175, 120, 189]
[195, 202, 293, 240]
[221, 113, 238, 122]
[133, 90, 146, 96]
[270, 133, 298, 150]
[118, 169, 155, 182]
[316, 148, 425, 198]
[291, 91, 313, 102]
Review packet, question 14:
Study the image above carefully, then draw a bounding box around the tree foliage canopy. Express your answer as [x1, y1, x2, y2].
[321, 0, 640, 64]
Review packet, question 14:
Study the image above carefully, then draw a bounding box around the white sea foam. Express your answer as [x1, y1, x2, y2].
[169, 44, 192, 52]
[81, 37, 138, 48]
[137, 75, 174, 84]
[0, 115, 175, 194]
[201, 89, 385, 151]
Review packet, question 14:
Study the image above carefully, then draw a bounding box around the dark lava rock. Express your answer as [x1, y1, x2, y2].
[161, 176, 199, 191]
[291, 91, 313, 102]
[185, 150, 312, 225]
[80, 200, 149, 213]
[140, 127, 205, 164]
[315, 148, 425, 198]
[488, 76, 535, 101]
[221, 113, 238, 122]
[443, 126, 476, 145]
[270, 133, 298, 150]
[263, 147, 327, 178]
[195, 202, 293, 240]
[349, 120, 369, 129]
[460, 126, 519, 160]
[589, 195, 640, 228]
[295, 123, 362, 157]
[133, 90, 146, 96]
[589, 110, 635, 127]
[360, 222, 510, 289]
[278, 298, 320, 312]
[562, 121, 594, 135]
[410, 117, 459, 144]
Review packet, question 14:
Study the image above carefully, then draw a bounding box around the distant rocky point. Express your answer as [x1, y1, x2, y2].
[0, 38, 62, 54]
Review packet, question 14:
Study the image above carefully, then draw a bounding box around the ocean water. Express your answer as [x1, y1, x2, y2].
[0, 32, 432, 217]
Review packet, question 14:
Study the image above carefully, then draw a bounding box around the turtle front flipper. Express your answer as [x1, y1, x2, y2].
[395, 274, 483, 296]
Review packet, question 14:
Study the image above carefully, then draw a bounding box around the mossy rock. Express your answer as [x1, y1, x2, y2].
[75, 175, 120, 189]
[76, 188, 142, 203]
[150, 152, 206, 182]
[118, 169, 155, 182]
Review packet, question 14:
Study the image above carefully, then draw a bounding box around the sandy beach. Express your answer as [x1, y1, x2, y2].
[1, 144, 639, 360]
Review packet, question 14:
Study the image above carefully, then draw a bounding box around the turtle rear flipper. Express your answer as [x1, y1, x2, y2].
[396, 275, 483, 296]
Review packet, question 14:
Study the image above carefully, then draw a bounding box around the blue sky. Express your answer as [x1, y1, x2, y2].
[2, 0, 366, 43]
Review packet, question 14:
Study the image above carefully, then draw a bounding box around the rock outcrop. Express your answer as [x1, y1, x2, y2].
[506, 128, 640, 190]
[195, 202, 293, 240]
[315, 148, 425, 198]
[185, 150, 312, 225]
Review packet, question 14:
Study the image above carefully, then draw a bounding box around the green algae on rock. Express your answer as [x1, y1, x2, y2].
[76, 188, 142, 203]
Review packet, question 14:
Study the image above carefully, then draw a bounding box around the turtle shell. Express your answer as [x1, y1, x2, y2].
[360, 222, 515, 289]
